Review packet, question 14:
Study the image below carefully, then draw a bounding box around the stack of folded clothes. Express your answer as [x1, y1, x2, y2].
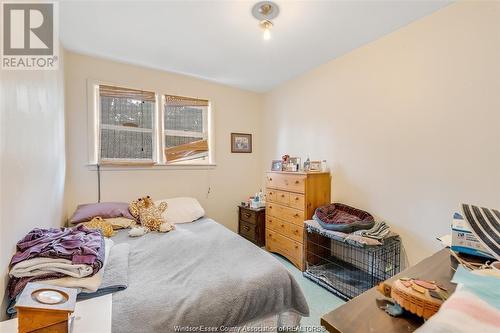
[6, 224, 108, 315]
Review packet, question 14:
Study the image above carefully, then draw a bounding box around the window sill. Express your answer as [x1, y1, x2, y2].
[86, 163, 217, 171]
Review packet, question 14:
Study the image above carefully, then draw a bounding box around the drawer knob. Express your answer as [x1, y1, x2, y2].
[294, 213, 300, 217]
[243, 226, 250, 231]
[269, 178, 273, 181]
[295, 197, 299, 201]
[295, 180, 300, 184]
[281, 224, 284, 228]
[281, 194, 285, 198]
[244, 213, 251, 218]
[295, 245, 299, 249]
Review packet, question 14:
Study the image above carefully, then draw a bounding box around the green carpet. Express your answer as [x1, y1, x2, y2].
[271, 253, 345, 327]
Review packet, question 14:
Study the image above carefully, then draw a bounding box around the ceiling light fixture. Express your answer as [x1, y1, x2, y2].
[252, 1, 279, 41]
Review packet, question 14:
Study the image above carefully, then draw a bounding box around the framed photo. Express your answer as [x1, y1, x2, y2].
[289, 157, 301, 171]
[310, 160, 322, 171]
[271, 160, 282, 171]
[231, 133, 252, 153]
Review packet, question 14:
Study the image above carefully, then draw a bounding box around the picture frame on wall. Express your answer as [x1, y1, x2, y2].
[271, 160, 282, 171]
[231, 133, 252, 153]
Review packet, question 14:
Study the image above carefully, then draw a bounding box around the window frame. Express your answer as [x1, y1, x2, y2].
[87, 79, 215, 168]
[162, 94, 210, 165]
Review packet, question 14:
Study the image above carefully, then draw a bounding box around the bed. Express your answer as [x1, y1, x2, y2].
[110, 217, 309, 332]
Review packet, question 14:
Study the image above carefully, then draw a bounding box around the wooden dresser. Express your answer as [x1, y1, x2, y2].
[265, 171, 331, 271]
[238, 205, 265, 247]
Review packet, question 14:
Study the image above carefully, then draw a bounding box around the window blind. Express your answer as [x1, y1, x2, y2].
[99, 85, 156, 102]
[98, 84, 155, 162]
[165, 94, 209, 107]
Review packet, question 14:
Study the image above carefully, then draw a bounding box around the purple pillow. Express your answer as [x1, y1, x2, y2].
[69, 202, 136, 224]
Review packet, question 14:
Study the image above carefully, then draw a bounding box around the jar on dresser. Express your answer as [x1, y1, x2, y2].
[265, 171, 331, 271]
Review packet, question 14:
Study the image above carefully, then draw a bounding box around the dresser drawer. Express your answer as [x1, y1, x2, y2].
[266, 229, 303, 269]
[266, 216, 303, 243]
[266, 173, 306, 193]
[266, 203, 305, 227]
[266, 189, 277, 202]
[275, 190, 290, 205]
[239, 221, 256, 241]
[288, 193, 305, 210]
[239, 208, 257, 224]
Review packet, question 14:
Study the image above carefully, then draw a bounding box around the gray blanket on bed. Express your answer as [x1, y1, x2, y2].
[111, 218, 309, 332]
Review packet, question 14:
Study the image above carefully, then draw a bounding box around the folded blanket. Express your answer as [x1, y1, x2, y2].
[416, 286, 500, 333]
[305, 219, 382, 247]
[10, 224, 105, 274]
[7, 273, 64, 300]
[353, 221, 390, 240]
[42, 238, 114, 293]
[6, 239, 121, 317]
[9, 257, 93, 278]
[78, 242, 129, 300]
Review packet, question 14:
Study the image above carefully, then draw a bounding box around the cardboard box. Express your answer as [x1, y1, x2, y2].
[451, 212, 494, 259]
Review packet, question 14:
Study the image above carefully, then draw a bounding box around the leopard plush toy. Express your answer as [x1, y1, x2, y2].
[128, 196, 174, 236]
[84, 216, 115, 237]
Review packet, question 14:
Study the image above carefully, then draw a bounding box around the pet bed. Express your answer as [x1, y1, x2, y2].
[314, 203, 375, 233]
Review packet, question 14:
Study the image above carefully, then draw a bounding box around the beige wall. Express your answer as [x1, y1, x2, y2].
[0, 54, 66, 317]
[262, 1, 500, 265]
[64, 51, 263, 231]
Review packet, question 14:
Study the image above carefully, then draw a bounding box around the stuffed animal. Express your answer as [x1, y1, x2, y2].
[84, 217, 115, 237]
[128, 196, 174, 236]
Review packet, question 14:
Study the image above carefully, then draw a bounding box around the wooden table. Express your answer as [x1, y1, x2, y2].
[321, 249, 458, 333]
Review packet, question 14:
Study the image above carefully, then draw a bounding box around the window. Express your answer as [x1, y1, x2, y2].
[91, 83, 212, 166]
[164, 95, 209, 164]
[98, 85, 156, 163]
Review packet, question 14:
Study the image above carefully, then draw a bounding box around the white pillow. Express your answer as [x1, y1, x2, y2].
[154, 197, 205, 224]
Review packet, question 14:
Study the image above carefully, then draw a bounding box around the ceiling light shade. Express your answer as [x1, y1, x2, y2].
[252, 1, 279, 41]
[252, 1, 279, 20]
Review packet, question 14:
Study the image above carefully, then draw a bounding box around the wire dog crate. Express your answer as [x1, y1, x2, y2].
[303, 222, 401, 301]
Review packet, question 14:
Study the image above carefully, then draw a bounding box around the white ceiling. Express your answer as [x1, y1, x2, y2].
[60, 1, 451, 92]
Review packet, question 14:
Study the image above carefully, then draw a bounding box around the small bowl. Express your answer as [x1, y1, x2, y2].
[31, 289, 69, 305]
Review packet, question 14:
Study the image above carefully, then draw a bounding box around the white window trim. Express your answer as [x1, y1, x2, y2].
[86, 79, 215, 167]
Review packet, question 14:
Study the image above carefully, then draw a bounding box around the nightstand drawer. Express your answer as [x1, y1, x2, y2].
[239, 208, 257, 224]
[238, 206, 265, 247]
[266, 216, 303, 243]
[239, 221, 256, 241]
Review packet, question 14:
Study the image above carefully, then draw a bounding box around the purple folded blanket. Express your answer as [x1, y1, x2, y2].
[8, 224, 104, 300]
[10, 224, 104, 273]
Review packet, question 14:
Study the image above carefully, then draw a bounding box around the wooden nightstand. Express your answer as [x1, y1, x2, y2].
[0, 294, 112, 333]
[238, 205, 265, 247]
